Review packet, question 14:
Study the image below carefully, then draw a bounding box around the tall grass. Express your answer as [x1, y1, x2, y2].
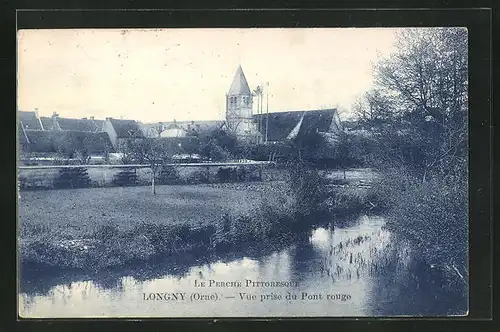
[379, 168, 468, 276]
[20, 223, 217, 270]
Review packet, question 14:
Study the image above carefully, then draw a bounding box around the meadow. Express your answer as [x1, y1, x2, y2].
[18, 183, 274, 238]
[18, 167, 380, 271]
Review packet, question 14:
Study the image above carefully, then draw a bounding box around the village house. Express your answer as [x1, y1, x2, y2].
[140, 120, 225, 138]
[18, 66, 343, 158]
[102, 118, 145, 151]
[18, 110, 43, 131]
[17, 110, 113, 156]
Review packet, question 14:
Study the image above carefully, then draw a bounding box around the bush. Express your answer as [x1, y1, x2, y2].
[288, 162, 329, 220]
[86, 223, 217, 269]
[186, 170, 210, 184]
[216, 166, 248, 183]
[158, 165, 182, 185]
[216, 167, 234, 183]
[382, 169, 468, 273]
[18, 175, 29, 190]
[112, 168, 138, 186]
[53, 167, 91, 189]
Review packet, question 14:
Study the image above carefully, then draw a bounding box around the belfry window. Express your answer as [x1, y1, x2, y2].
[229, 96, 237, 107]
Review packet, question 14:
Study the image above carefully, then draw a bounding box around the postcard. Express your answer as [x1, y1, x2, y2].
[17, 27, 468, 318]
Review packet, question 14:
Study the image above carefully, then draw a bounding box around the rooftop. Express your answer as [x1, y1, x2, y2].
[228, 65, 252, 96]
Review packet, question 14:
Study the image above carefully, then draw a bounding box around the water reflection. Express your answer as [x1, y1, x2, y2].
[19, 216, 465, 317]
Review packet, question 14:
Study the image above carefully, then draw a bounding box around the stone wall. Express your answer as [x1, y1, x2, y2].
[18, 164, 271, 190]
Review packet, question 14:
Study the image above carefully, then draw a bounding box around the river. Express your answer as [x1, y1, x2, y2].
[18, 215, 467, 318]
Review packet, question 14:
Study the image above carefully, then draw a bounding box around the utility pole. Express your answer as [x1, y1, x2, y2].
[254, 85, 264, 144]
[259, 86, 263, 144]
[265, 82, 269, 144]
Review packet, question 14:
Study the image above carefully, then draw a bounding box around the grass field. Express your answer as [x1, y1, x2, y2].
[18, 169, 379, 271]
[18, 183, 277, 240]
[18, 181, 299, 270]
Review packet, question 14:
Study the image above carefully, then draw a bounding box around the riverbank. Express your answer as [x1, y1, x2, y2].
[19, 170, 380, 272]
[19, 216, 391, 317]
[20, 214, 467, 317]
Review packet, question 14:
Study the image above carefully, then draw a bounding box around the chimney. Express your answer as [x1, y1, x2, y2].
[90, 116, 95, 120]
[106, 117, 112, 121]
[52, 112, 60, 131]
[34, 108, 44, 130]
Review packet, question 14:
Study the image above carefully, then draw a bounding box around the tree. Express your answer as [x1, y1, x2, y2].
[225, 115, 244, 136]
[52, 132, 91, 164]
[153, 122, 165, 138]
[122, 138, 172, 195]
[354, 28, 469, 274]
[334, 132, 352, 180]
[199, 129, 237, 161]
[369, 27, 468, 181]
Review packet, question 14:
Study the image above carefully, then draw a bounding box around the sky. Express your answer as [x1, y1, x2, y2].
[17, 28, 397, 123]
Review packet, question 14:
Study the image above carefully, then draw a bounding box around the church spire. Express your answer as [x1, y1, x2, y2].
[228, 65, 251, 95]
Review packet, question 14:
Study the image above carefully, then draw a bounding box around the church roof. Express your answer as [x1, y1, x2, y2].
[228, 65, 251, 95]
[253, 111, 304, 142]
[253, 109, 340, 142]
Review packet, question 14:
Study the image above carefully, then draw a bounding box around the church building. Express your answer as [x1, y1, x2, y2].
[224, 66, 343, 144]
[224, 65, 261, 143]
[125, 65, 343, 145]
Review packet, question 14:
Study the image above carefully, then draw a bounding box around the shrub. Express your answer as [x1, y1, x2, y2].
[18, 175, 29, 190]
[186, 170, 210, 184]
[112, 168, 138, 186]
[89, 223, 218, 268]
[288, 162, 329, 220]
[236, 166, 248, 181]
[158, 165, 182, 185]
[215, 166, 248, 183]
[216, 167, 234, 183]
[53, 167, 91, 189]
[383, 169, 468, 274]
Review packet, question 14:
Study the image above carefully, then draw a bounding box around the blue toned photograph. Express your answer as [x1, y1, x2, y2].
[17, 27, 468, 317]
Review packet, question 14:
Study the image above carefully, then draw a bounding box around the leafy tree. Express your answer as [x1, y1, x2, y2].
[352, 28, 469, 276]
[334, 132, 352, 180]
[52, 132, 90, 164]
[122, 138, 172, 195]
[373, 28, 468, 181]
[286, 131, 329, 163]
[353, 28, 467, 181]
[199, 129, 237, 161]
[353, 89, 396, 128]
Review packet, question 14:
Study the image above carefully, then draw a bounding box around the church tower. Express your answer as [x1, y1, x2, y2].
[226, 65, 259, 142]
